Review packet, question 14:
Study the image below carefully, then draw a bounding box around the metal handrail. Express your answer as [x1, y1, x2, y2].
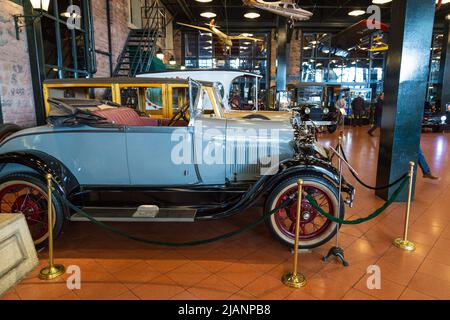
[113, 0, 164, 77]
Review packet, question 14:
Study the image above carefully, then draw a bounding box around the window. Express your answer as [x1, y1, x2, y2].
[300, 32, 387, 96]
[41, 0, 92, 79]
[182, 31, 270, 103]
[145, 87, 164, 111]
[427, 34, 444, 103]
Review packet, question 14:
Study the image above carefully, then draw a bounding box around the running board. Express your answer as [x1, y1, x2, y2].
[69, 207, 197, 222]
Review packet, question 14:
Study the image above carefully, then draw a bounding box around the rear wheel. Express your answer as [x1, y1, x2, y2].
[265, 175, 343, 249]
[0, 173, 64, 250]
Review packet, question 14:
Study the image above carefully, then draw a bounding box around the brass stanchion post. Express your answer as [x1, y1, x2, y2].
[282, 179, 307, 288]
[39, 174, 65, 280]
[393, 161, 416, 252]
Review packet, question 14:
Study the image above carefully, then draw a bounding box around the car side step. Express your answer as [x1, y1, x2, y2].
[69, 206, 197, 222]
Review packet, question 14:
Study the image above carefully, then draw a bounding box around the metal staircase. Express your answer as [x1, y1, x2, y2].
[113, 1, 166, 77]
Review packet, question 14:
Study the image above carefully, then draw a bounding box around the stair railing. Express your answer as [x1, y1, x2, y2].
[129, 0, 164, 76]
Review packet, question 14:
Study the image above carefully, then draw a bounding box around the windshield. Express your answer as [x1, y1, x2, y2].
[189, 80, 202, 119]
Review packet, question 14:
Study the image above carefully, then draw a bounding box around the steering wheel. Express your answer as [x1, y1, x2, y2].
[229, 96, 241, 110]
[168, 103, 190, 126]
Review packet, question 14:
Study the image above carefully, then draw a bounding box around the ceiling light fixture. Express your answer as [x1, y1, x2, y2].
[348, 10, 365, 16]
[13, 0, 50, 40]
[195, 0, 213, 2]
[30, 0, 50, 11]
[244, 12, 261, 19]
[240, 33, 254, 37]
[200, 12, 216, 18]
[60, 11, 81, 19]
[372, 0, 392, 4]
[156, 48, 164, 60]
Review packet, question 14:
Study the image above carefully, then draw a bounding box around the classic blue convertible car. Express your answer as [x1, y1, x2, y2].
[0, 78, 354, 250]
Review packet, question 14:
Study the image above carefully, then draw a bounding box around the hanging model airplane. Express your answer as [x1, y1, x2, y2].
[243, 0, 313, 21]
[367, 35, 389, 52]
[177, 20, 263, 54]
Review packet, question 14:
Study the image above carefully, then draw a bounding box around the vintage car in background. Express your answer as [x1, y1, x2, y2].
[295, 103, 342, 134]
[0, 79, 354, 250]
[138, 69, 264, 111]
[290, 83, 343, 133]
[422, 101, 449, 133]
[42, 77, 289, 121]
[422, 112, 447, 132]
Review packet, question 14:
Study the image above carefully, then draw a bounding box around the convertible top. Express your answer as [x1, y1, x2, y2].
[47, 98, 115, 127]
[43, 77, 216, 87]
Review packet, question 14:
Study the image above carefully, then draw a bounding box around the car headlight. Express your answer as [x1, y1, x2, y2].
[323, 108, 330, 115]
[304, 107, 311, 115]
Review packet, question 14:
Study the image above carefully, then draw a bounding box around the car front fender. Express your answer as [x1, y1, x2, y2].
[267, 159, 355, 205]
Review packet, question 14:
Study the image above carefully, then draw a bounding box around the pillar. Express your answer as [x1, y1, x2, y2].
[375, 0, 436, 201]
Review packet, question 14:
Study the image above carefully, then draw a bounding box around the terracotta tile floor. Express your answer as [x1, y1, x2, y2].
[2, 126, 450, 300]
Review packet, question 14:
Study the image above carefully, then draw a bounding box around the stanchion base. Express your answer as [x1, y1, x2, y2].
[282, 272, 306, 288]
[39, 265, 65, 280]
[393, 238, 416, 252]
[322, 246, 349, 267]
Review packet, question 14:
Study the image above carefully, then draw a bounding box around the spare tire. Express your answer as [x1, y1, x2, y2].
[0, 124, 22, 142]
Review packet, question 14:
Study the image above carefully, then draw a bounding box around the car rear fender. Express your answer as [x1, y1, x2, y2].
[0, 151, 80, 197]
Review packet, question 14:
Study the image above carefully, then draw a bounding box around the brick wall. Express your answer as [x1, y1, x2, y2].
[0, 0, 36, 127]
[270, 27, 302, 88]
[288, 29, 302, 85]
[92, 0, 175, 74]
[270, 29, 276, 88]
[92, 0, 130, 77]
[173, 30, 182, 65]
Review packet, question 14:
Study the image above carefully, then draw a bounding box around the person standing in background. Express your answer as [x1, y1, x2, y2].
[351, 95, 365, 127]
[336, 95, 347, 110]
[368, 92, 384, 136]
[418, 146, 439, 180]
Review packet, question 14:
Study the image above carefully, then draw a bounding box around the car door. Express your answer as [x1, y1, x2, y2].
[126, 84, 200, 186]
[192, 88, 226, 185]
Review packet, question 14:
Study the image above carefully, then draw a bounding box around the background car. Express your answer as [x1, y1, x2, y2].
[422, 111, 448, 132]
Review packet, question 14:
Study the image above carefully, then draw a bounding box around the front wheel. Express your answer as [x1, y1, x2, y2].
[0, 173, 65, 250]
[265, 175, 344, 249]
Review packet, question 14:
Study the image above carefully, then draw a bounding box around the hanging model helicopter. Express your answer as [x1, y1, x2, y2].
[177, 20, 263, 54]
[243, 0, 313, 22]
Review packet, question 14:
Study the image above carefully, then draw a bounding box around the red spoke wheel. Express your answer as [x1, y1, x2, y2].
[0, 173, 64, 249]
[265, 175, 344, 249]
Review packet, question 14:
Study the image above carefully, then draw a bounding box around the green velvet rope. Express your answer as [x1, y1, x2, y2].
[60, 175, 408, 246]
[305, 176, 409, 225]
[62, 196, 293, 247]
